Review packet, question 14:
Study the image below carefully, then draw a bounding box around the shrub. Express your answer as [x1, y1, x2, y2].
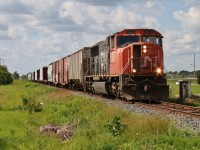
[0, 65, 13, 85]
[104, 116, 126, 136]
[34, 102, 43, 112]
[22, 95, 43, 113]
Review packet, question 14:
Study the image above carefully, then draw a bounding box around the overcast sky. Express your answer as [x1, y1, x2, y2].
[0, 0, 200, 75]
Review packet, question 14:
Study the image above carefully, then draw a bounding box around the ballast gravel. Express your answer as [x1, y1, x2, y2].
[74, 91, 200, 133]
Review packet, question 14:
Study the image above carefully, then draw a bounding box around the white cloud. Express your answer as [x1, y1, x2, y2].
[145, 1, 154, 9]
[174, 6, 200, 33]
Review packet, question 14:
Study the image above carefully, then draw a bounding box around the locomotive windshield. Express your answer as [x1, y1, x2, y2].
[117, 35, 139, 47]
[142, 36, 161, 46]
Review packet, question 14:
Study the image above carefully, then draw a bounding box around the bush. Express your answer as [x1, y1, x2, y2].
[22, 95, 43, 113]
[104, 116, 126, 136]
[0, 66, 13, 85]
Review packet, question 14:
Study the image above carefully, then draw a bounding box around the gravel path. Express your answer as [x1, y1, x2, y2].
[74, 91, 200, 133]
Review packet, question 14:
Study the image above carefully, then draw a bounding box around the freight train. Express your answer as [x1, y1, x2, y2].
[28, 29, 169, 100]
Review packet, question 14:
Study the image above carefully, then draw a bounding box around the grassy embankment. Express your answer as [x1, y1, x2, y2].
[168, 79, 200, 106]
[0, 80, 200, 149]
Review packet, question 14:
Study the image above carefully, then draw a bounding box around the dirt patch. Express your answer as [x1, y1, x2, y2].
[40, 124, 75, 141]
[48, 89, 73, 100]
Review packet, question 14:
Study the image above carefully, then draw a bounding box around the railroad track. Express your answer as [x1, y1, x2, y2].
[134, 101, 200, 119]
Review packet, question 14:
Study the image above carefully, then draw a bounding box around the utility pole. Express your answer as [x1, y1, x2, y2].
[194, 54, 196, 84]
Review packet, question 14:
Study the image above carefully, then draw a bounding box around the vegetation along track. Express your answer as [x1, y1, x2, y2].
[49, 84, 200, 119]
[67, 87, 200, 119]
[134, 101, 200, 119]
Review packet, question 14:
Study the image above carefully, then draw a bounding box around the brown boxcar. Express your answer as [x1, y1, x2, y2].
[37, 69, 40, 81]
[59, 56, 68, 86]
[32, 71, 35, 81]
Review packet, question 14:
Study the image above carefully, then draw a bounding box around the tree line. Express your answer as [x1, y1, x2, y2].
[167, 70, 200, 84]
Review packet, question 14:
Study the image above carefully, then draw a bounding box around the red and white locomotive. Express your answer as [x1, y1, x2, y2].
[28, 29, 169, 100]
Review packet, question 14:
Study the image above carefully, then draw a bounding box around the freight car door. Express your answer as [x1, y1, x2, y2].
[133, 45, 141, 72]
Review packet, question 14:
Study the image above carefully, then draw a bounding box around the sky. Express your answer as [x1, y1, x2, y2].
[0, 0, 200, 75]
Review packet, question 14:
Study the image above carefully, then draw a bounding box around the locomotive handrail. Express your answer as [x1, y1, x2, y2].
[121, 57, 132, 74]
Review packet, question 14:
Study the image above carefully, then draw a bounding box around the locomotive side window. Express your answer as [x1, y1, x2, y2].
[142, 36, 161, 46]
[117, 35, 139, 47]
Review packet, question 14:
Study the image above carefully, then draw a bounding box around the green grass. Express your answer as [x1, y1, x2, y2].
[168, 78, 200, 96]
[0, 80, 200, 149]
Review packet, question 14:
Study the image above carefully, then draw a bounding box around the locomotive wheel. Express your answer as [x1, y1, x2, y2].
[111, 82, 120, 98]
[91, 86, 95, 94]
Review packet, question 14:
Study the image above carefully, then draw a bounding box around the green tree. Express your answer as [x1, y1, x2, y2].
[12, 71, 20, 79]
[0, 65, 13, 85]
[21, 74, 28, 80]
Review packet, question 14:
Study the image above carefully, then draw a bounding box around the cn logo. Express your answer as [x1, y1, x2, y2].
[141, 56, 157, 67]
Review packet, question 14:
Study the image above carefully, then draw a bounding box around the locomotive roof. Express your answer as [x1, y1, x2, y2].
[111, 28, 163, 37]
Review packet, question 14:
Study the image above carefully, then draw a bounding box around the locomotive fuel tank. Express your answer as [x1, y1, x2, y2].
[93, 82, 111, 94]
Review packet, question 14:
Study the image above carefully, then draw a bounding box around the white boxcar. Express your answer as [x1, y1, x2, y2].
[35, 70, 37, 81]
[40, 67, 48, 81]
[48, 63, 53, 82]
[28, 73, 32, 80]
[40, 67, 43, 81]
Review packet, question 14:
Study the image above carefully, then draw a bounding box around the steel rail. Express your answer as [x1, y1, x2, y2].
[134, 101, 200, 119]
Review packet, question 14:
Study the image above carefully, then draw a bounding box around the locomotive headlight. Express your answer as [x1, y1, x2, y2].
[143, 45, 147, 53]
[143, 49, 147, 53]
[143, 45, 147, 49]
[156, 68, 162, 74]
[133, 69, 137, 73]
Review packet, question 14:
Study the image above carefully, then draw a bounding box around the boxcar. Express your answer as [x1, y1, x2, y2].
[35, 70, 37, 81]
[47, 63, 53, 83]
[59, 56, 68, 87]
[37, 69, 40, 81]
[52, 60, 59, 85]
[32, 71, 35, 81]
[28, 73, 32, 81]
[40, 67, 48, 82]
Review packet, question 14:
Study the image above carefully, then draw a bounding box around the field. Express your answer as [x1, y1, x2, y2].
[168, 79, 200, 106]
[0, 80, 200, 150]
